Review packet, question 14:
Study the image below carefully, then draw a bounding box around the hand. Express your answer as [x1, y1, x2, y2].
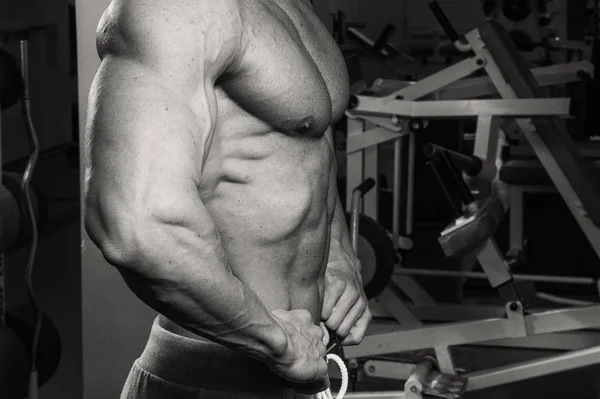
[321, 256, 372, 345]
[267, 309, 330, 392]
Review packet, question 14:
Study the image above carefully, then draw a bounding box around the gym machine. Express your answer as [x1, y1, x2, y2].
[345, 12, 597, 317]
[341, 2, 600, 398]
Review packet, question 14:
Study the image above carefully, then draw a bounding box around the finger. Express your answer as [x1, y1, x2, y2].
[320, 322, 330, 347]
[342, 307, 372, 345]
[336, 296, 367, 338]
[325, 288, 360, 331]
[321, 280, 345, 320]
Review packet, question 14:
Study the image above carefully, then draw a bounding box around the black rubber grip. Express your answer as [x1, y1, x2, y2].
[429, 1, 460, 43]
[423, 143, 482, 177]
[347, 95, 359, 109]
[354, 178, 376, 195]
[373, 24, 396, 52]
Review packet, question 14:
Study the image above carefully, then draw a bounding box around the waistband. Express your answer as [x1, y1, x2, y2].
[136, 316, 322, 395]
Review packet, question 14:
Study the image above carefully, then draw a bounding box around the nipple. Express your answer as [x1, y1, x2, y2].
[294, 117, 316, 135]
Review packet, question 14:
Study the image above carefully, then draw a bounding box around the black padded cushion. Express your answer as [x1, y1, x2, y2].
[478, 19, 600, 227]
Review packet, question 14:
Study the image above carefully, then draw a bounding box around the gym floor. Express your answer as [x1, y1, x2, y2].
[6, 148, 600, 399]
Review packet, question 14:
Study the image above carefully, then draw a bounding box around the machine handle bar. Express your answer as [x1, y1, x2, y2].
[423, 143, 482, 177]
[350, 178, 376, 253]
[428, 1, 472, 52]
[428, 1, 460, 43]
[353, 177, 376, 196]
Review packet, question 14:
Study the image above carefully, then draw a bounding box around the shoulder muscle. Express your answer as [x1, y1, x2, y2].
[96, 0, 244, 84]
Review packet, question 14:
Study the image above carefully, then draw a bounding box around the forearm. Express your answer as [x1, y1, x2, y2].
[328, 193, 360, 270]
[102, 211, 287, 363]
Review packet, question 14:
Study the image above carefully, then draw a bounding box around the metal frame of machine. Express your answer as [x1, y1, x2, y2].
[342, 9, 600, 398]
[345, 59, 593, 252]
[346, 58, 599, 324]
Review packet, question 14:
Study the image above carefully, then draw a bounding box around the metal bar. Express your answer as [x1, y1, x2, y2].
[378, 286, 422, 327]
[345, 392, 405, 399]
[344, 317, 515, 358]
[439, 150, 475, 206]
[406, 133, 416, 236]
[477, 331, 600, 351]
[364, 137, 379, 222]
[394, 268, 597, 285]
[527, 305, 600, 334]
[473, 115, 500, 180]
[389, 56, 484, 100]
[346, 118, 365, 212]
[403, 303, 506, 320]
[347, 126, 405, 154]
[427, 157, 463, 215]
[372, 61, 593, 100]
[393, 137, 402, 251]
[346, 112, 405, 134]
[351, 191, 360, 252]
[348, 304, 600, 359]
[388, 276, 437, 306]
[435, 346, 457, 374]
[363, 339, 600, 388]
[369, 301, 505, 320]
[366, 315, 600, 350]
[507, 187, 524, 257]
[364, 360, 415, 379]
[352, 97, 571, 119]
[477, 240, 514, 289]
[423, 144, 482, 177]
[466, 345, 600, 391]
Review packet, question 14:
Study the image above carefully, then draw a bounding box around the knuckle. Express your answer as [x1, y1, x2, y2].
[313, 346, 320, 358]
[317, 343, 326, 357]
[355, 296, 366, 308]
[328, 318, 341, 329]
[298, 309, 311, 320]
[313, 327, 325, 341]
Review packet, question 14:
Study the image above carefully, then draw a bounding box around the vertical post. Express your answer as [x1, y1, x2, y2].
[473, 115, 500, 181]
[346, 117, 365, 212]
[363, 121, 379, 221]
[406, 132, 416, 237]
[393, 137, 403, 250]
[508, 187, 524, 257]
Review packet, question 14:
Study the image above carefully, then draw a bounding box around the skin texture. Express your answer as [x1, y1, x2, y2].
[84, 0, 371, 392]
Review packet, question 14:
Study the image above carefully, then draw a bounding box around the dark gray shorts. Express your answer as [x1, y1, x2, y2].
[120, 316, 318, 399]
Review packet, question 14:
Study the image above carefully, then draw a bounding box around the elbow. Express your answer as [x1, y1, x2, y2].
[84, 195, 143, 268]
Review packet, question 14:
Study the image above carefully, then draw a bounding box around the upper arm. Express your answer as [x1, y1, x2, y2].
[84, 0, 243, 260]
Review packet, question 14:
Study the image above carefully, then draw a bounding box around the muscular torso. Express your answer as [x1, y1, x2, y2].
[160, 0, 349, 336]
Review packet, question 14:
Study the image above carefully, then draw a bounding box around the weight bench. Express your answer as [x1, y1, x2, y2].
[341, 3, 600, 399]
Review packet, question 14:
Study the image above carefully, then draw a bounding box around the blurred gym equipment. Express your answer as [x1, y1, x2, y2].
[339, 2, 600, 398]
[0, 37, 61, 399]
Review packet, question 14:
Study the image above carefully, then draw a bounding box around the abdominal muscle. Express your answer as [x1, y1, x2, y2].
[161, 127, 336, 339]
